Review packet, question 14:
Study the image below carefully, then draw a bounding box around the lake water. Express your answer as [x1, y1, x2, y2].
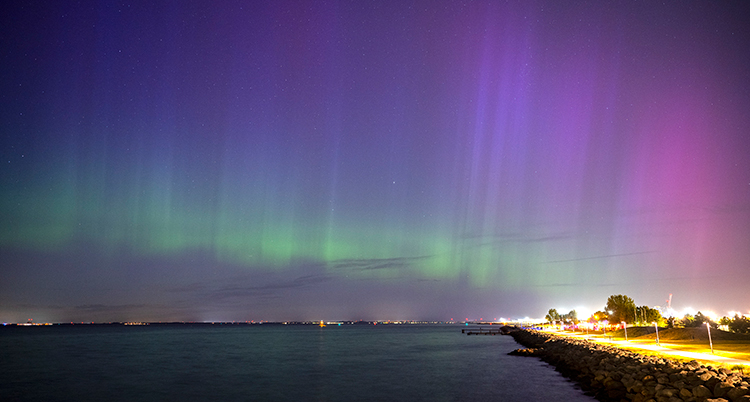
[1, 324, 596, 401]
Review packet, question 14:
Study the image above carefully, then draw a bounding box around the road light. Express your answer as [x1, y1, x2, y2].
[653, 322, 659, 345]
[706, 322, 714, 354]
[622, 321, 627, 341]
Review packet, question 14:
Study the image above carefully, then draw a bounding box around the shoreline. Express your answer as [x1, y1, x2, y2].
[509, 329, 750, 402]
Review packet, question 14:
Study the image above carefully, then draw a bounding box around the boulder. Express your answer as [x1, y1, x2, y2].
[507, 348, 541, 357]
[700, 372, 715, 381]
[693, 385, 713, 398]
[727, 386, 749, 401]
[715, 381, 736, 398]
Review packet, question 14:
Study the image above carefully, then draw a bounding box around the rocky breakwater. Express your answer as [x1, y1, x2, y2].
[508, 329, 750, 402]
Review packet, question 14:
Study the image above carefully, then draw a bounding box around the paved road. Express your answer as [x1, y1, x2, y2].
[544, 330, 750, 366]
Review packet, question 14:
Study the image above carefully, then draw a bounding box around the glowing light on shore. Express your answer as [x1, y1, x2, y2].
[702, 311, 718, 321]
[680, 307, 697, 317]
[574, 307, 592, 321]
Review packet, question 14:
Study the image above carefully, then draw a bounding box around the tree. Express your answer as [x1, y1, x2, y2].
[694, 311, 717, 328]
[636, 305, 663, 325]
[680, 314, 696, 327]
[561, 310, 578, 324]
[545, 308, 560, 323]
[605, 294, 636, 324]
[562, 310, 578, 324]
[590, 311, 609, 323]
[728, 315, 750, 334]
[682, 311, 716, 328]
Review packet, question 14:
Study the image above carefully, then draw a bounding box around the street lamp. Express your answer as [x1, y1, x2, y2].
[653, 322, 659, 345]
[706, 322, 714, 354]
[622, 321, 627, 341]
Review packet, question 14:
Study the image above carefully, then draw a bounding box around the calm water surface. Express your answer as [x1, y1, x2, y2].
[1, 324, 595, 401]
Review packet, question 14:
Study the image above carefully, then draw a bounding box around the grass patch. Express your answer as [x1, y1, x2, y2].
[729, 364, 747, 374]
[551, 328, 750, 369]
[660, 340, 750, 355]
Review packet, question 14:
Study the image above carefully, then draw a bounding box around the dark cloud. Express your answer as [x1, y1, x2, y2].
[460, 232, 574, 250]
[544, 251, 657, 264]
[330, 255, 431, 271]
[167, 272, 335, 306]
[534, 283, 619, 288]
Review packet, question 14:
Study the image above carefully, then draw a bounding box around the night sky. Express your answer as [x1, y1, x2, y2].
[2, 1, 749, 323]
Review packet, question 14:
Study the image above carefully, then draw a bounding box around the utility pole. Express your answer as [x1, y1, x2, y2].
[706, 322, 714, 354]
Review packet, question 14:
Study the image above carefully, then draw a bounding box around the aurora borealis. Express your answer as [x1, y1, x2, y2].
[2, 1, 749, 323]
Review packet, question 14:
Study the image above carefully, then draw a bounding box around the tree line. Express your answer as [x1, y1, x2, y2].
[669, 312, 749, 334]
[544, 294, 750, 334]
[545, 294, 662, 327]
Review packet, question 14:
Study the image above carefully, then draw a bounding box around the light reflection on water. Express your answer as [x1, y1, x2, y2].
[1, 325, 596, 401]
